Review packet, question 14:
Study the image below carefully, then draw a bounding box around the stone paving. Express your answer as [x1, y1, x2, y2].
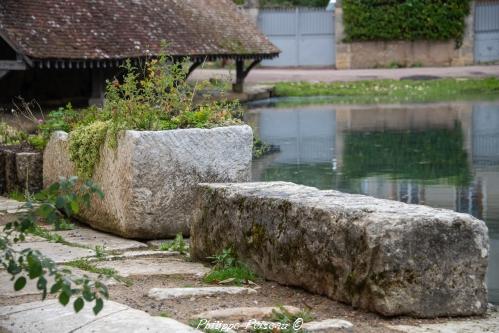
[0, 300, 200, 333]
[1, 195, 499, 333]
[190, 65, 499, 84]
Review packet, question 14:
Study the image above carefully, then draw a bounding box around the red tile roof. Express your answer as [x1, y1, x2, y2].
[0, 0, 279, 64]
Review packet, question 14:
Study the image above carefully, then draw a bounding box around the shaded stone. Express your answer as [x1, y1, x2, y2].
[192, 306, 301, 321]
[94, 257, 209, 278]
[0, 300, 200, 332]
[148, 287, 257, 300]
[12, 241, 95, 264]
[54, 226, 147, 251]
[302, 319, 354, 333]
[0, 147, 43, 195]
[15, 152, 43, 193]
[43, 126, 253, 239]
[190, 182, 489, 318]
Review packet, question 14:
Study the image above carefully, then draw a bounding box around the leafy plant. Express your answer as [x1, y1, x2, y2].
[209, 248, 238, 270]
[204, 248, 256, 285]
[0, 177, 108, 315]
[32, 176, 104, 231]
[94, 245, 106, 259]
[159, 233, 188, 254]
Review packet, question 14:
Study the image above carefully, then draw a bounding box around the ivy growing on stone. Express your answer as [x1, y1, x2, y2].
[342, 0, 472, 47]
[0, 177, 107, 315]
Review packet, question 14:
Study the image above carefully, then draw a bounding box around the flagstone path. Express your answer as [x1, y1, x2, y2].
[1, 196, 498, 333]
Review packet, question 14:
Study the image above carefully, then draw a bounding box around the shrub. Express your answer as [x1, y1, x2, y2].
[68, 121, 109, 178]
[343, 0, 472, 46]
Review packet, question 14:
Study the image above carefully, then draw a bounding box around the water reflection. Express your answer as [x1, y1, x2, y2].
[247, 101, 499, 304]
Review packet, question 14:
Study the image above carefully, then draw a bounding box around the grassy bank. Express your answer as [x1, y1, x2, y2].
[273, 77, 499, 104]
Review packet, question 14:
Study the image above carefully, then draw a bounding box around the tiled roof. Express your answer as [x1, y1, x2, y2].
[0, 0, 279, 63]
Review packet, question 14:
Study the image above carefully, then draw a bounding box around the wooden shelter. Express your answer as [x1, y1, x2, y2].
[0, 0, 279, 105]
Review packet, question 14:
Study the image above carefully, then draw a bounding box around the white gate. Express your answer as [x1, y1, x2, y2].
[475, 1, 499, 63]
[258, 8, 335, 67]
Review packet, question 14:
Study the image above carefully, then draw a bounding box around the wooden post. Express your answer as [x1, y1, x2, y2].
[233, 59, 245, 93]
[232, 59, 261, 93]
[88, 69, 105, 106]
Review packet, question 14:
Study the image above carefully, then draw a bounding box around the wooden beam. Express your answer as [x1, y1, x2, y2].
[0, 70, 9, 80]
[186, 61, 202, 78]
[0, 60, 26, 70]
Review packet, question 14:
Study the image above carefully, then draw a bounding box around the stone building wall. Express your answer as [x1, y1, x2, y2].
[335, 1, 475, 69]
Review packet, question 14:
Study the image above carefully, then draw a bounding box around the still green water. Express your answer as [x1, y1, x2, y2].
[246, 99, 499, 304]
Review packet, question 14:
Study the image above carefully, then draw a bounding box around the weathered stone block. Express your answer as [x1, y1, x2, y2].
[190, 182, 489, 318]
[15, 152, 43, 193]
[0, 147, 43, 194]
[43, 126, 252, 239]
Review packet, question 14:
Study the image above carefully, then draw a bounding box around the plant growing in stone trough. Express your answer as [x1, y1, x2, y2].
[0, 176, 108, 314]
[66, 53, 242, 178]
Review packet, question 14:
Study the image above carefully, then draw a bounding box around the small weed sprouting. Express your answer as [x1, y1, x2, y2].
[203, 248, 256, 285]
[159, 233, 188, 254]
[94, 245, 106, 259]
[158, 311, 171, 318]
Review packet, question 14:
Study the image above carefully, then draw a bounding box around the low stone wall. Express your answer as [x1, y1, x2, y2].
[334, 3, 475, 69]
[43, 126, 253, 239]
[190, 182, 489, 318]
[0, 146, 43, 194]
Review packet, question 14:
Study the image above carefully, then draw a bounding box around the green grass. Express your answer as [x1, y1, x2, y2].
[203, 266, 256, 285]
[158, 311, 171, 318]
[8, 190, 27, 202]
[28, 225, 69, 244]
[65, 259, 132, 286]
[94, 245, 106, 259]
[273, 77, 499, 104]
[158, 233, 188, 254]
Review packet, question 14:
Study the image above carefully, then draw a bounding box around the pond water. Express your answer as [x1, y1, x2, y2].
[246, 99, 499, 304]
